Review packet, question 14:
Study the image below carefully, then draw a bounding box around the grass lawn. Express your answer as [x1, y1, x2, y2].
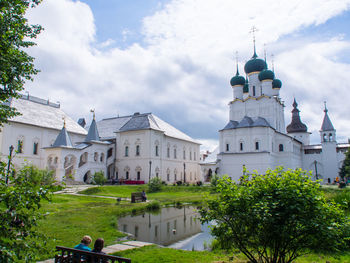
[79, 185, 213, 204]
[34, 184, 350, 262]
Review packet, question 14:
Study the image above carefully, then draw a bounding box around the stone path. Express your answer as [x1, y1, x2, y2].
[37, 241, 153, 263]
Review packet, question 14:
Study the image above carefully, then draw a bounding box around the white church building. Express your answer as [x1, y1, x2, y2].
[201, 48, 349, 183]
[0, 95, 201, 184]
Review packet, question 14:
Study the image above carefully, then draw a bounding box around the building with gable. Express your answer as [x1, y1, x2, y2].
[201, 48, 349, 183]
[0, 95, 201, 183]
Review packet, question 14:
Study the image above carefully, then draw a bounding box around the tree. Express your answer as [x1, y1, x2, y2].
[0, 0, 42, 126]
[200, 167, 350, 263]
[93, 171, 107, 186]
[339, 148, 350, 180]
[0, 163, 55, 262]
[148, 177, 162, 193]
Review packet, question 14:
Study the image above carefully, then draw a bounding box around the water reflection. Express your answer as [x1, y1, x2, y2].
[118, 206, 202, 246]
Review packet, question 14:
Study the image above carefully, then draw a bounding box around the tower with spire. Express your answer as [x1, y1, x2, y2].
[286, 99, 310, 145]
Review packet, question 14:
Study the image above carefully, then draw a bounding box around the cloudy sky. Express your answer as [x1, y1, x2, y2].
[25, 0, 350, 151]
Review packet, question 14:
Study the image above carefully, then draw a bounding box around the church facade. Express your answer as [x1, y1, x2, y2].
[201, 49, 349, 183]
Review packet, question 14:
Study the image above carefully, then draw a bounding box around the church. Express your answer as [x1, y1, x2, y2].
[201, 47, 349, 183]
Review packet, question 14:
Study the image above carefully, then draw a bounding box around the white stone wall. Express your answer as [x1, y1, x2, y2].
[0, 122, 85, 170]
[116, 129, 201, 184]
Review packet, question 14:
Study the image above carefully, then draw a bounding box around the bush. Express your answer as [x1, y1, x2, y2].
[92, 171, 106, 185]
[176, 181, 182, 186]
[200, 167, 350, 263]
[148, 177, 162, 193]
[146, 201, 161, 211]
[210, 174, 220, 188]
[196, 181, 203, 186]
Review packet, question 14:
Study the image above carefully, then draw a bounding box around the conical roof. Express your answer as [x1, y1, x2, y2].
[320, 103, 334, 131]
[85, 118, 100, 142]
[286, 99, 307, 133]
[52, 125, 73, 147]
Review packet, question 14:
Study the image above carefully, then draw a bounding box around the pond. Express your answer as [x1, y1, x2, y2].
[118, 206, 214, 250]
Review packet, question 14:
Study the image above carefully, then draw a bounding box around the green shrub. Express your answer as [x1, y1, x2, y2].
[93, 171, 106, 186]
[148, 177, 162, 193]
[146, 201, 161, 211]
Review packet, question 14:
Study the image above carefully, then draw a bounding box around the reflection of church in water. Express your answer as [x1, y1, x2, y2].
[118, 206, 201, 246]
[200, 43, 349, 183]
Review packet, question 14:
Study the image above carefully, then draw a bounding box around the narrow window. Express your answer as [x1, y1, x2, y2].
[253, 86, 256, 96]
[126, 171, 129, 179]
[255, 142, 259, 150]
[136, 145, 140, 156]
[240, 142, 243, 151]
[175, 173, 177, 181]
[183, 150, 186, 160]
[167, 222, 170, 233]
[194, 152, 196, 161]
[17, 140, 23, 153]
[100, 153, 104, 162]
[279, 144, 284, 152]
[33, 142, 38, 155]
[156, 172, 159, 178]
[155, 145, 159, 156]
[137, 171, 140, 180]
[107, 148, 113, 158]
[323, 133, 327, 142]
[135, 226, 139, 237]
[167, 173, 170, 181]
[125, 146, 129, 157]
[167, 147, 170, 158]
[155, 225, 158, 237]
[226, 143, 229, 151]
[329, 133, 333, 141]
[174, 149, 177, 159]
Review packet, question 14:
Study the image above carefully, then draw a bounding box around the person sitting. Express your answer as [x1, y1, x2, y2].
[74, 235, 92, 251]
[92, 238, 107, 263]
[141, 190, 147, 202]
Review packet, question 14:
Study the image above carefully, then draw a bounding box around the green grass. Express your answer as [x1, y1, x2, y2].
[35, 194, 149, 260]
[113, 245, 237, 263]
[79, 185, 213, 204]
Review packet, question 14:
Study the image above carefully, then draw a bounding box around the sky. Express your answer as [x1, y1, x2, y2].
[25, 0, 350, 151]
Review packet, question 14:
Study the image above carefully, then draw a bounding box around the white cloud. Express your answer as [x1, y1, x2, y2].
[24, 0, 350, 147]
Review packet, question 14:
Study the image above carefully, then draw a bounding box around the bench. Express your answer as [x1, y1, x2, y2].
[131, 192, 144, 203]
[54, 246, 131, 263]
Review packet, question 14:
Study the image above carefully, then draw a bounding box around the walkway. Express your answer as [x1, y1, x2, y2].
[37, 241, 153, 263]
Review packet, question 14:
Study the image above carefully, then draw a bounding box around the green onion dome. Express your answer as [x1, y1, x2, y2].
[243, 78, 249, 93]
[230, 74, 245, 86]
[230, 66, 245, 86]
[258, 69, 275, 81]
[272, 79, 282, 89]
[244, 53, 267, 74]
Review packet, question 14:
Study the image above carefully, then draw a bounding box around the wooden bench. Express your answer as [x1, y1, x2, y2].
[54, 246, 131, 263]
[131, 192, 143, 203]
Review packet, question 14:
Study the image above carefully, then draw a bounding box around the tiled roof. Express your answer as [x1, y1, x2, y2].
[52, 127, 73, 147]
[9, 95, 87, 135]
[85, 119, 100, 142]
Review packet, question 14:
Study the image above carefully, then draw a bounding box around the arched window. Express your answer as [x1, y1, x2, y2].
[329, 133, 333, 141]
[183, 149, 186, 160]
[279, 144, 284, 152]
[155, 145, 159, 156]
[17, 138, 24, 153]
[33, 142, 39, 155]
[167, 146, 170, 158]
[137, 171, 141, 180]
[323, 133, 327, 142]
[226, 143, 230, 151]
[255, 141, 259, 150]
[174, 148, 177, 159]
[100, 153, 104, 162]
[126, 171, 129, 179]
[194, 152, 196, 161]
[253, 86, 256, 96]
[240, 142, 243, 151]
[136, 145, 140, 156]
[94, 152, 98, 162]
[190, 151, 192, 160]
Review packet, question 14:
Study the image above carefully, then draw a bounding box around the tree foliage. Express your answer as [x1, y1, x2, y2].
[148, 177, 162, 193]
[93, 171, 106, 186]
[339, 148, 350, 180]
[200, 167, 350, 263]
[0, 0, 42, 125]
[0, 163, 55, 262]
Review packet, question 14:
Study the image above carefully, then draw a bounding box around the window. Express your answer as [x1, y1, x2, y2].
[100, 153, 104, 162]
[183, 150, 186, 160]
[125, 146, 129, 157]
[194, 152, 196, 161]
[329, 133, 333, 141]
[167, 173, 170, 181]
[190, 151, 192, 160]
[279, 144, 284, 152]
[107, 148, 113, 158]
[255, 142, 259, 150]
[126, 171, 129, 179]
[323, 133, 327, 142]
[167, 222, 170, 233]
[155, 145, 159, 156]
[156, 172, 159, 178]
[226, 143, 229, 151]
[167, 147, 170, 158]
[174, 148, 177, 159]
[33, 142, 38, 155]
[17, 140, 23, 153]
[136, 145, 140, 156]
[94, 152, 98, 162]
[135, 226, 139, 238]
[137, 171, 140, 180]
[253, 86, 256, 96]
[240, 142, 243, 151]
[155, 225, 158, 237]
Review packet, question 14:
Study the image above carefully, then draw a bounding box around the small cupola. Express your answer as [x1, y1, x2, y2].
[230, 65, 245, 87]
[272, 79, 282, 89]
[258, 69, 275, 81]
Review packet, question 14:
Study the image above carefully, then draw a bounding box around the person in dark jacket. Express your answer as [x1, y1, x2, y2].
[92, 238, 107, 263]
